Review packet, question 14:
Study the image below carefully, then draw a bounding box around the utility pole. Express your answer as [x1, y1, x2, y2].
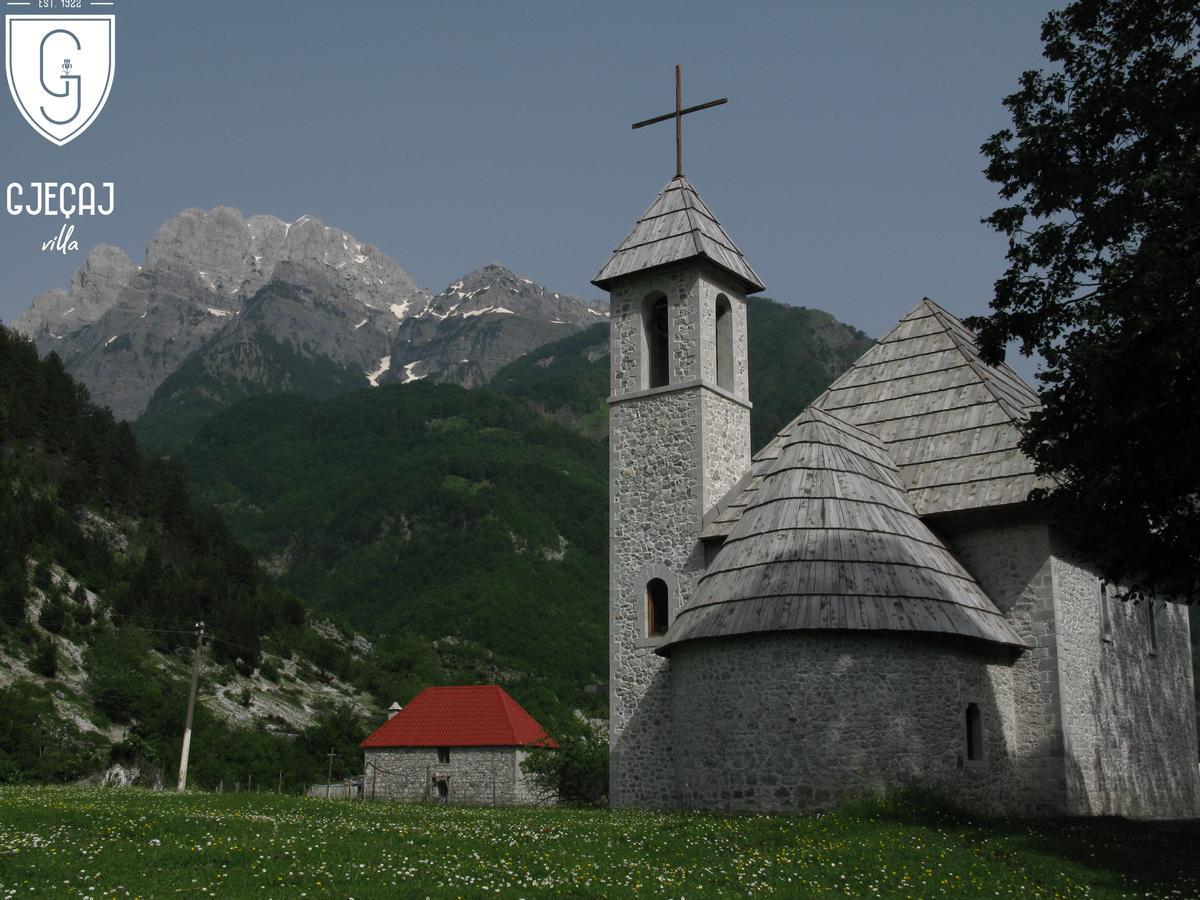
[326, 749, 336, 799]
[176, 621, 205, 793]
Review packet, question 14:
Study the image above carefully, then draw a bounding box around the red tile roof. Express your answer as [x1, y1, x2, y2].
[360, 685, 557, 749]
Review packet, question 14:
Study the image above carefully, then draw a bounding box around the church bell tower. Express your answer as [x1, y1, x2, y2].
[593, 72, 763, 805]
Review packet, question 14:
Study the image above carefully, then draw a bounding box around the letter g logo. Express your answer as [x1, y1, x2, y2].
[6, 14, 114, 146]
[39, 28, 82, 125]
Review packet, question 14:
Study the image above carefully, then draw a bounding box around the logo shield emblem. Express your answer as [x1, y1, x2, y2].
[6, 15, 114, 146]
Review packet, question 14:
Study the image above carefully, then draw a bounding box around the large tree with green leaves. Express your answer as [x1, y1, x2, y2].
[970, 0, 1200, 599]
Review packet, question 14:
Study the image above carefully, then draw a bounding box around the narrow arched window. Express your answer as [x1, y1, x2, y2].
[647, 578, 669, 638]
[715, 294, 733, 391]
[1146, 598, 1158, 656]
[642, 294, 669, 389]
[1099, 583, 1113, 643]
[965, 703, 983, 762]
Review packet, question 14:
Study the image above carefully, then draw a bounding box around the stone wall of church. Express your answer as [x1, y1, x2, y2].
[609, 269, 700, 396]
[696, 270, 750, 399]
[363, 747, 537, 805]
[1049, 544, 1200, 817]
[700, 391, 751, 522]
[942, 517, 1200, 818]
[942, 520, 1069, 814]
[607, 264, 753, 809]
[608, 391, 705, 808]
[669, 631, 1024, 815]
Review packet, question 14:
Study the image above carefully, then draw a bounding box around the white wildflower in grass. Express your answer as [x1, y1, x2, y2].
[0, 786, 1193, 896]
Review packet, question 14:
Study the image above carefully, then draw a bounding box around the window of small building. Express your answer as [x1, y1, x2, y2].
[715, 294, 734, 392]
[1099, 583, 1113, 643]
[647, 578, 669, 638]
[642, 294, 670, 389]
[1147, 598, 1158, 656]
[437, 747, 450, 764]
[965, 703, 983, 763]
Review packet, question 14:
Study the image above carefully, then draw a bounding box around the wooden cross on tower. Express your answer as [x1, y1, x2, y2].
[632, 65, 727, 179]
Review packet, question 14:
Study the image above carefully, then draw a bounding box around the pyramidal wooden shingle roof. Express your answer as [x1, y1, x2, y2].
[359, 685, 556, 749]
[703, 298, 1050, 542]
[662, 407, 1026, 652]
[812, 298, 1049, 516]
[592, 175, 764, 293]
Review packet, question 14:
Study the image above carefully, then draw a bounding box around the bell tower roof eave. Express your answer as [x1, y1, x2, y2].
[591, 254, 765, 295]
[592, 175, 765, 295]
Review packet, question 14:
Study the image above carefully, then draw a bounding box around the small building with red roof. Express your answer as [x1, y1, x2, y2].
[360, 685, 556, 804]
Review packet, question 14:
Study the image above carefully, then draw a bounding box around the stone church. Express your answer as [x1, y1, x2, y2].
[594, 173, 1200, 818]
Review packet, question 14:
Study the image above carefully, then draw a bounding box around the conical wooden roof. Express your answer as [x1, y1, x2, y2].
[592, 176, 764, 293]
[663, 407, 1026, 652]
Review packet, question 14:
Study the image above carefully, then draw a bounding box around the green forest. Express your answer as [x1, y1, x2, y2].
[0, 327, 585, 789]
[178, 383, 609, 697]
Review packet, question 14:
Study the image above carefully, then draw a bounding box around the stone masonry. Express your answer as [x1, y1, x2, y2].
[1049, 536, 1200, 816]
[670, 631, 1019, 814]
[608, 264, 750, 807]
[364, 747, 539, 805]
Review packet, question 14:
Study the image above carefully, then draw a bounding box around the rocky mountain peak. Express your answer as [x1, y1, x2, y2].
[10, 244, 137, 343]
[144, 206, 252, 285]
[426, 262, 607, 326]
[11, 207, 607, 422]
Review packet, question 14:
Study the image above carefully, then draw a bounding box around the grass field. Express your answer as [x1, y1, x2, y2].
[0, 786, 1198, 897]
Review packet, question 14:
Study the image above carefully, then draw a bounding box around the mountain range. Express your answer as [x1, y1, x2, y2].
[12, 207, 607, 424]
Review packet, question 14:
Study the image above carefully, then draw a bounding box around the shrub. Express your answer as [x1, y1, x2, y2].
[33, 638, 57, 678]
[39, 594, 67, 634]
[522, 716, 607, 806]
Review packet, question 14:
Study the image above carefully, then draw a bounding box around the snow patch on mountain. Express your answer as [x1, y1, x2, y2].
[366, 355, 391, 387]
[461, 306, 516, 318]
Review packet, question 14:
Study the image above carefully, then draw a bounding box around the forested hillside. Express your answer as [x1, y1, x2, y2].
[165, 297, 871, 715]
[178, 383, 609, 698]
[0, 327, 582, 788]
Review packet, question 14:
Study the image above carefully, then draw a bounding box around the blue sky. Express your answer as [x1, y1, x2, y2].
[1, 0, 1054, 373]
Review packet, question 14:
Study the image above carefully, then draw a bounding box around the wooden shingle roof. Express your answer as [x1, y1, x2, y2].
[592, 176, 764, 293]
[662, 407, 1027, 652]
[813, 298, 1048, 516]
[703, 298, 1050, 542]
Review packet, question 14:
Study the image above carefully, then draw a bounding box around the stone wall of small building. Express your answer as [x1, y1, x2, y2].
[1049, 540, 1200, 817]
[669, 631, 1023, 815]
[364, 746, 538, 805]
